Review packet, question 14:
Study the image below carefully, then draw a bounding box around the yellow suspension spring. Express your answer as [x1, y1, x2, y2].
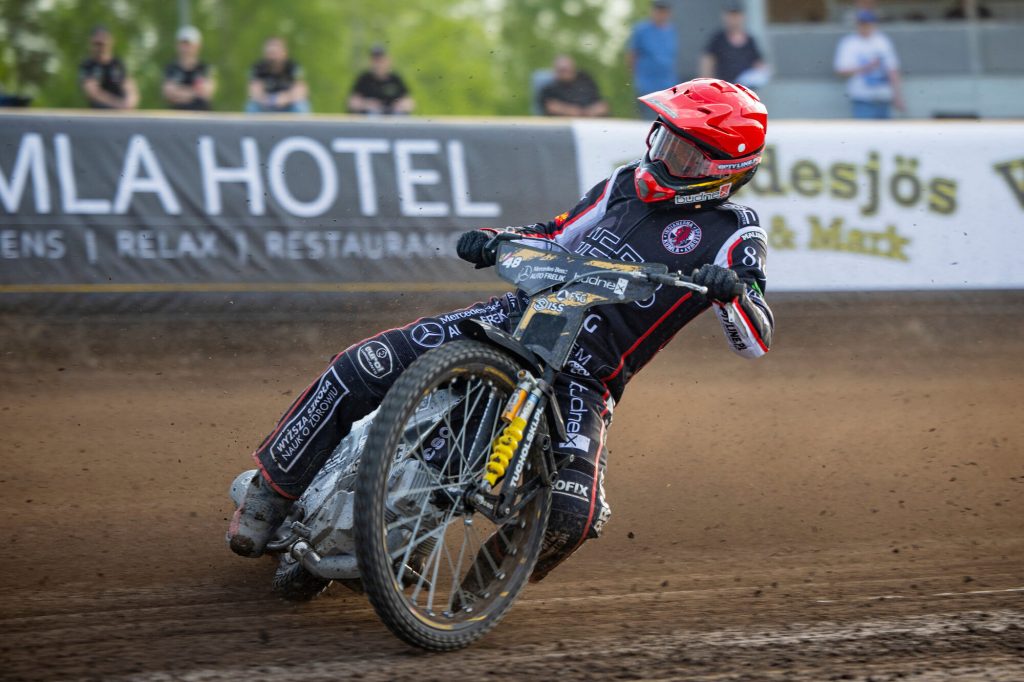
[483, 416, 527, 487]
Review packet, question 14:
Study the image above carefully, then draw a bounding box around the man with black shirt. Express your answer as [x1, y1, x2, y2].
[539, 55, 608, 117]
[162, 26, 215, 111]
[348, 45, 414, 115]
[699, 5, 767, 88]
[79, 26, 138, 110]
[246, 37, 310, 114]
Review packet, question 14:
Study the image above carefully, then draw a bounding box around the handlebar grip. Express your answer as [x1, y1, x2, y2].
[647, 272, 680, 286]
[730, 281, 747, 300]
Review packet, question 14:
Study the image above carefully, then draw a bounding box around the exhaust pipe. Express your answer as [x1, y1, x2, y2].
[290, 540, 359, 580]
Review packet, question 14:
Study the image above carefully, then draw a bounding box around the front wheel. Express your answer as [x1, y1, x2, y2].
[354, 340, 551, 650]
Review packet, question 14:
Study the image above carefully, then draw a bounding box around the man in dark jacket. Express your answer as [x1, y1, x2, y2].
[162, 26, 215, 111]
[539, 55, 609, 117]
[228, 78, 774, 581]
[245, 37, 310, 113]
[347, 44, 414, 115]
[699, 5, 767, 88]
[78, 26, 138, 110]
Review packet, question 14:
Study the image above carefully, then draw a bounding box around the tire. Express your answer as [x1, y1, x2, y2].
[354, 340, 551, 651]
[272, 555, 331, 602]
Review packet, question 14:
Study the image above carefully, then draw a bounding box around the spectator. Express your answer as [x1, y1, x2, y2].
[246, 37, 310, 113]
[627, 0, 677, 118]
[842, 0, 885, 25]
[162, 26, 215, 111]
[347, 45, 414, 115]
[78, 26, 138, 110]
[538, 55, 608, 117]
[946, 0, 992, 19]
[699, 4, 769, 89]
[0, 89, 31, 108]
[833, 10, 905, 119]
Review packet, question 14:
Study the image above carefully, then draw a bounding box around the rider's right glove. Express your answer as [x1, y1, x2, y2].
[691, 263, 743, 303]
[456, 230, 498, 269]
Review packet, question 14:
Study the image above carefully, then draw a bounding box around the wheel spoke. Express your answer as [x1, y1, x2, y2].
[392, 492, 439, 587]
[410, 506, 455, 605]
[423, 506, 456, 612]
[466, 521, 501, 576]
[445, 522, 471, 613]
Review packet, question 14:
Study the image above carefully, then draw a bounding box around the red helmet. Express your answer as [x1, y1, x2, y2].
[635, 78, 767, 205]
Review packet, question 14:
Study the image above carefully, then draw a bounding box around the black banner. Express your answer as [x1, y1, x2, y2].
[0, 113, 580, 312]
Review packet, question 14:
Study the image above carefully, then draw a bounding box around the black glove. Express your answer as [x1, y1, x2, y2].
[456, 230, 498, 269]
[691, 264, 744, 302]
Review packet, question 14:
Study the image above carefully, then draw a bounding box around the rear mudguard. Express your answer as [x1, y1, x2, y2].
[458, 319, 568, 443]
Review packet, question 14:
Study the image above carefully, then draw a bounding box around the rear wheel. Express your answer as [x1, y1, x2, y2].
[354, 341, 551, 650]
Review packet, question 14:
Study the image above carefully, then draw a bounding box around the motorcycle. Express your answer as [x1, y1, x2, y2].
[229, 234, 735, 650]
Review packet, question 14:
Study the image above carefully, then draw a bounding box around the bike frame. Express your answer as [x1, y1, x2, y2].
[458, 240, 678, 525]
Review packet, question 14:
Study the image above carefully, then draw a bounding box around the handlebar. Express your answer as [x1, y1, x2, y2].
[493, 232, 747, 302]
[642, 272, 745, 300]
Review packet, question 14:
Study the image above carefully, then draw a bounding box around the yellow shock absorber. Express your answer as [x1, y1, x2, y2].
[484, 416, 527, 487]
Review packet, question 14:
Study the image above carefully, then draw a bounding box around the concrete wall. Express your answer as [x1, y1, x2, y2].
[759, 75, 1024, 118]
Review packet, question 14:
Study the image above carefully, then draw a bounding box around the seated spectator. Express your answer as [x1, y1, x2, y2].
[246, 37, 310, 113]
[699, 4, 769, 89]
[348, 45, 414, 115]
[78, 26, 138, 110]
[538, 55, 608, 118]
[0, 89, 31, 107]
[162, 26, 215, 111]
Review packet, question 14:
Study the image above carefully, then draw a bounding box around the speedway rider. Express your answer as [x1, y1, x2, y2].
[228, 78, 775, 581]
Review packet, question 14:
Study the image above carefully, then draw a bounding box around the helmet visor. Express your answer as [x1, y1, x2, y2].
[646, 122, 761, 178]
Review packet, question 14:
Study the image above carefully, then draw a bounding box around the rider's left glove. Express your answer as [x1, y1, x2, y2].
[456, 230, 498, 269]
[691, 263, 743, 303]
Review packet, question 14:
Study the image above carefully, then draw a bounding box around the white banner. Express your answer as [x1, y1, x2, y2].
[573, 120, 1024, 291]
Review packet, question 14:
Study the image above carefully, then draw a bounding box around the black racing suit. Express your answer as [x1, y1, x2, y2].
[251, 161, 774, 579]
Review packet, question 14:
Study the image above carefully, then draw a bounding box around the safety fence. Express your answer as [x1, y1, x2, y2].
[1, 112, 1022, 312]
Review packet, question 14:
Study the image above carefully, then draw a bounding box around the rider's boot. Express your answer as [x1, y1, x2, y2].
[226, 471, 292, 558]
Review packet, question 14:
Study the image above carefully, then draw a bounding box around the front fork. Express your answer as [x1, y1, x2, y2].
[468, 371, 559, 522]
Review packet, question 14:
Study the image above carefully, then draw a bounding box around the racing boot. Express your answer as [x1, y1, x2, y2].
[226, 470, 292, 558]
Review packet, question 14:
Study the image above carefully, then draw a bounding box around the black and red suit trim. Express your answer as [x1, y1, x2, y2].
[250, 161, 773, 578]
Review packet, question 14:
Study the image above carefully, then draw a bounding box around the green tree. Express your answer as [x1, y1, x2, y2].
[0, 0, 650, 116]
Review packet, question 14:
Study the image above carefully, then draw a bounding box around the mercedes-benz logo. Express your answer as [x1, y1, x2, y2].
[411, 321, 445, 348]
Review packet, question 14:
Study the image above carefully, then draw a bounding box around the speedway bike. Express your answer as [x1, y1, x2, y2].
[229, 234, 737, 650]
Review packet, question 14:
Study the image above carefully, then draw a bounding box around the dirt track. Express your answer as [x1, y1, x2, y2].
[2, 293, 1023, 681]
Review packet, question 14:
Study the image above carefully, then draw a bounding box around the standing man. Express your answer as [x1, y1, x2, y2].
[699, 4, 768, 89]
[347, 44, 414, 115]
[162, 26, 215, 111]
[78, 26, 138, 110]
[246, 37, 310, 114]
[538, 55, 609, 117]
[833, 10, 905, 119]
[627, 0, 677, 119]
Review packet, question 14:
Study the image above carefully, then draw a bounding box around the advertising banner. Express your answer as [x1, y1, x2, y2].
[0, 113, 579, 311]
[573, 120, 1024, 291]
[3, 114, 1022, 314]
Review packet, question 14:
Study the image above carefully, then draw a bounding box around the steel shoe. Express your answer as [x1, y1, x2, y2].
[227, 470, 291, 558]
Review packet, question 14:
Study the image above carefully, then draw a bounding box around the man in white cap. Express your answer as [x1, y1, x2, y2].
[162, 25, 215, 110]
[833, 10, 904, 118]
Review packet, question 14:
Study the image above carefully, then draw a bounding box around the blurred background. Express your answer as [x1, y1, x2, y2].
[2, 0, 1022, 118]
[1, 3, 1023, 679]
